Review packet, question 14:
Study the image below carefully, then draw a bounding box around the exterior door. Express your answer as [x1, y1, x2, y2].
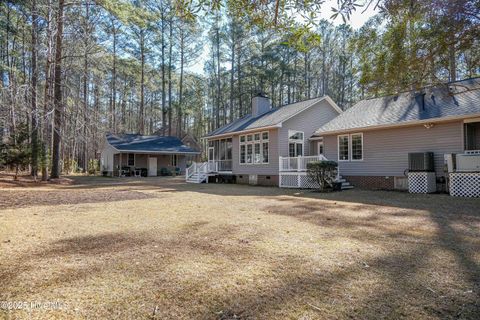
[208, 147, 215, 162]
[317, 141, 324, 156]
[148, 157, 157, 176]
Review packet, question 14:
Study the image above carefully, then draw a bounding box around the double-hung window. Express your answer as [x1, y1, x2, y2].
[127, 153, 135, 166]
[351, 134, 363, 160]
[338, 135, 349, 161]
[239, 131, 269, 165]
[338, 133, 363, 161]
[246, 144, 253, 163]
[288, 130, 304, 157]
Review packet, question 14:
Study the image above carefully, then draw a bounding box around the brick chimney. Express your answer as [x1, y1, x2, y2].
[251, 93, 271, 117]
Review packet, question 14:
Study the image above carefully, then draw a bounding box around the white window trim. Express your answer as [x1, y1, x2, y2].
[350, 132, 364, 162]
[288, 130, 304, 157]
[337, 133, 364, 162]
[337, 135, 350, 162]
[317, 138, 325, 156]
[239, 144, 246, 164]
[239, 131, 270, 165]
[208, 147, 214, 162]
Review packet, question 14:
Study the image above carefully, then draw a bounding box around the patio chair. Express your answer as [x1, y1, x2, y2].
[121, 166, 131, 177]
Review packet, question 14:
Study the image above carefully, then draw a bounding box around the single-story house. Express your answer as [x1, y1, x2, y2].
[101, 133, 200, 177]
[310, 77, 480, 190]
[187, 93, 343, 185]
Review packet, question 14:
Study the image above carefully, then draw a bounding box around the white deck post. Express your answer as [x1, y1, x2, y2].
[119, 153, 122, 177]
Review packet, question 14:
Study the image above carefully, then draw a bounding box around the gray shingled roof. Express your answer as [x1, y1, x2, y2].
[106, 133, 199, 153]
[313, 78, 480, 136]
[207, 96, 332, 137]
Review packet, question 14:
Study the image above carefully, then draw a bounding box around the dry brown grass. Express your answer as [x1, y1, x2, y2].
[1, 175, 479, 319]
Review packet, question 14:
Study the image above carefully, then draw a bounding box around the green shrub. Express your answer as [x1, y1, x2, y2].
[88, 159, 100, 175]
[63, 158, 78, 174]
[306, 160, 338, 191]
[0, 125, 31, 180]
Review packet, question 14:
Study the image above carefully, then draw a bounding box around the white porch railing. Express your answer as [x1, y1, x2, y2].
[279, 155, 328, 172]
[208, 160, 232, 172]
[186, 160, 233, 183]
[186, 162, 196, 180]
[186, 162, 209, 183]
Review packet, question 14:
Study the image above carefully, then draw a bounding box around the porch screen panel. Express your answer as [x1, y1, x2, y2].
[465, 123, 480, 150]
[226, 139, 232, 160]
[220, 139, 226, 160]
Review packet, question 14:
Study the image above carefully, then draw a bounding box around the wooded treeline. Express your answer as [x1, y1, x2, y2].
[0, 0, 478, 178]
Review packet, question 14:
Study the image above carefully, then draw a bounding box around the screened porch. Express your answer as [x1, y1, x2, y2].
[207, 138, 233, 172]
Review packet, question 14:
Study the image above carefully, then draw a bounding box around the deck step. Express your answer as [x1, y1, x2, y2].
[186, 173, 207, 183]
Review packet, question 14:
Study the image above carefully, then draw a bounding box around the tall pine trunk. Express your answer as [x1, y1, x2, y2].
[51, 0, 65, 179]
[42, 0, 53, 181]
[167, 18, 173, 136]
[30, 0, 39, 179]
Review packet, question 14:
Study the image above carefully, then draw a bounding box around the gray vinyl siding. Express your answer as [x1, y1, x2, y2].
[100, 144, 116, 171]
[207, 99, 340, 175]
[323, 121, 464, 177]
[232, 128, 279, 175]
[279, 99, 340, 157]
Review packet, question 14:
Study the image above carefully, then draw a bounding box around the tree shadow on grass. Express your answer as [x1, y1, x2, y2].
[0, 189, 158, 210]
[258, 196, 480, 319]
[0, 222, 262, 303]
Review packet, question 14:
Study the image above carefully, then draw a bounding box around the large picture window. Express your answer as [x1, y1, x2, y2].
[288, 130, 304, 157]
[239, 131, 269, 165]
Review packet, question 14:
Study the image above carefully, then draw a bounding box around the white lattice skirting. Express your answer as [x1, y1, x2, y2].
[449, 173, 480, 197]
[279, 173, 320, 189]
[408, 172, 436, 193]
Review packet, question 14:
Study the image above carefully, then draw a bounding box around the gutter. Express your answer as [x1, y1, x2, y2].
[311, 112, 480, 137]
[108, 144, 200, 155]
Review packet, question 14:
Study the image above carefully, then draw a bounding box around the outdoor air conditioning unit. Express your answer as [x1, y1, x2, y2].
[408, 152, 434, 172]
[456, 154, 480, 172]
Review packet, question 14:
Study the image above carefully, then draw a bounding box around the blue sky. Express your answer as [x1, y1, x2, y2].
[187, 0, 379, 74]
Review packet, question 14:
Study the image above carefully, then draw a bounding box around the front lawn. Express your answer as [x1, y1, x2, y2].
[1, 176, 479, 319]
